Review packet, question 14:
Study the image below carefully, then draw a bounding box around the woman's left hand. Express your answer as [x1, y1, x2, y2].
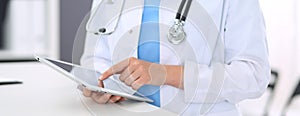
[99, 57, 169, 90]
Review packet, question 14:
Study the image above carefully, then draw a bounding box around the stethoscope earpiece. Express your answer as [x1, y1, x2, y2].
[99, 28, 106, 33]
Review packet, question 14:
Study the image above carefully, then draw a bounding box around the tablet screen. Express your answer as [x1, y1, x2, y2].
[45, 58, 137, 95]
[45, 58, 99, 86]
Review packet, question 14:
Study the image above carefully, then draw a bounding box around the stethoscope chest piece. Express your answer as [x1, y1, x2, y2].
[167, 0, 192, 45]
[168, 20, 186, 45]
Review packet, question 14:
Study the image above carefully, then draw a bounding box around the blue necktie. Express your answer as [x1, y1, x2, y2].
[137, 0, 161, 107]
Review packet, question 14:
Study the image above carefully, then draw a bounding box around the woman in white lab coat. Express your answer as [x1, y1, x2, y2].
[81, 0, 270, 115]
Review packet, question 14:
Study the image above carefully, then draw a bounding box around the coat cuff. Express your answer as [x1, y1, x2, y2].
[183, 60, 217, 103]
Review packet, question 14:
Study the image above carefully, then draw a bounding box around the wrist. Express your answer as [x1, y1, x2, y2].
[165, 65, 184, 89]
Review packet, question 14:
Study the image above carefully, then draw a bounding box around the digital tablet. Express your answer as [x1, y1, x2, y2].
[35, 55, 153, 102]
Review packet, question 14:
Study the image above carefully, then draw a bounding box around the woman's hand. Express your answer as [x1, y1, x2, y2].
[82, 81, 126, 104]
[99, 57, 184, 90]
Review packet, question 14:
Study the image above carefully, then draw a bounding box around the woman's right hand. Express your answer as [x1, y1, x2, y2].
[82, 80, 126, 104]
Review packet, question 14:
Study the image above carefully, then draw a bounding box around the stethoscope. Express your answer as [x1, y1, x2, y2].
[86, 0, 125, 35]
[85, 0, 196, 45]
[168, 0, 192, 44]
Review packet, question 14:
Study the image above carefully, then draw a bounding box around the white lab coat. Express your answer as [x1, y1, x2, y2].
[80, 0, 270, 115]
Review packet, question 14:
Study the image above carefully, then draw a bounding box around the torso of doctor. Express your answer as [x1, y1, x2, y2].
[80, 0, 270, 115]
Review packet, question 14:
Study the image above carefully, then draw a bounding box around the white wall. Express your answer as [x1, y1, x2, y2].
[1, 0, 59, 60]
[6, 0, 47, 56]
[259, 0, 299, 115]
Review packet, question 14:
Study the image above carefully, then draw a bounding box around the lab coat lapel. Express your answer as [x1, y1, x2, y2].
[88, 0, 125, 33]
[111, 0, 144, 63]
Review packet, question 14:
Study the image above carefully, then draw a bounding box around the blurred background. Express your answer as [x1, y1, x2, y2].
[0, 0, 299, 115]
[0, 0, 91, 63]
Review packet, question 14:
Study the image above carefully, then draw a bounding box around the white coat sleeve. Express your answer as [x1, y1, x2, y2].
[183, 0, 271, 104]
[80, 0, 112, 72]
